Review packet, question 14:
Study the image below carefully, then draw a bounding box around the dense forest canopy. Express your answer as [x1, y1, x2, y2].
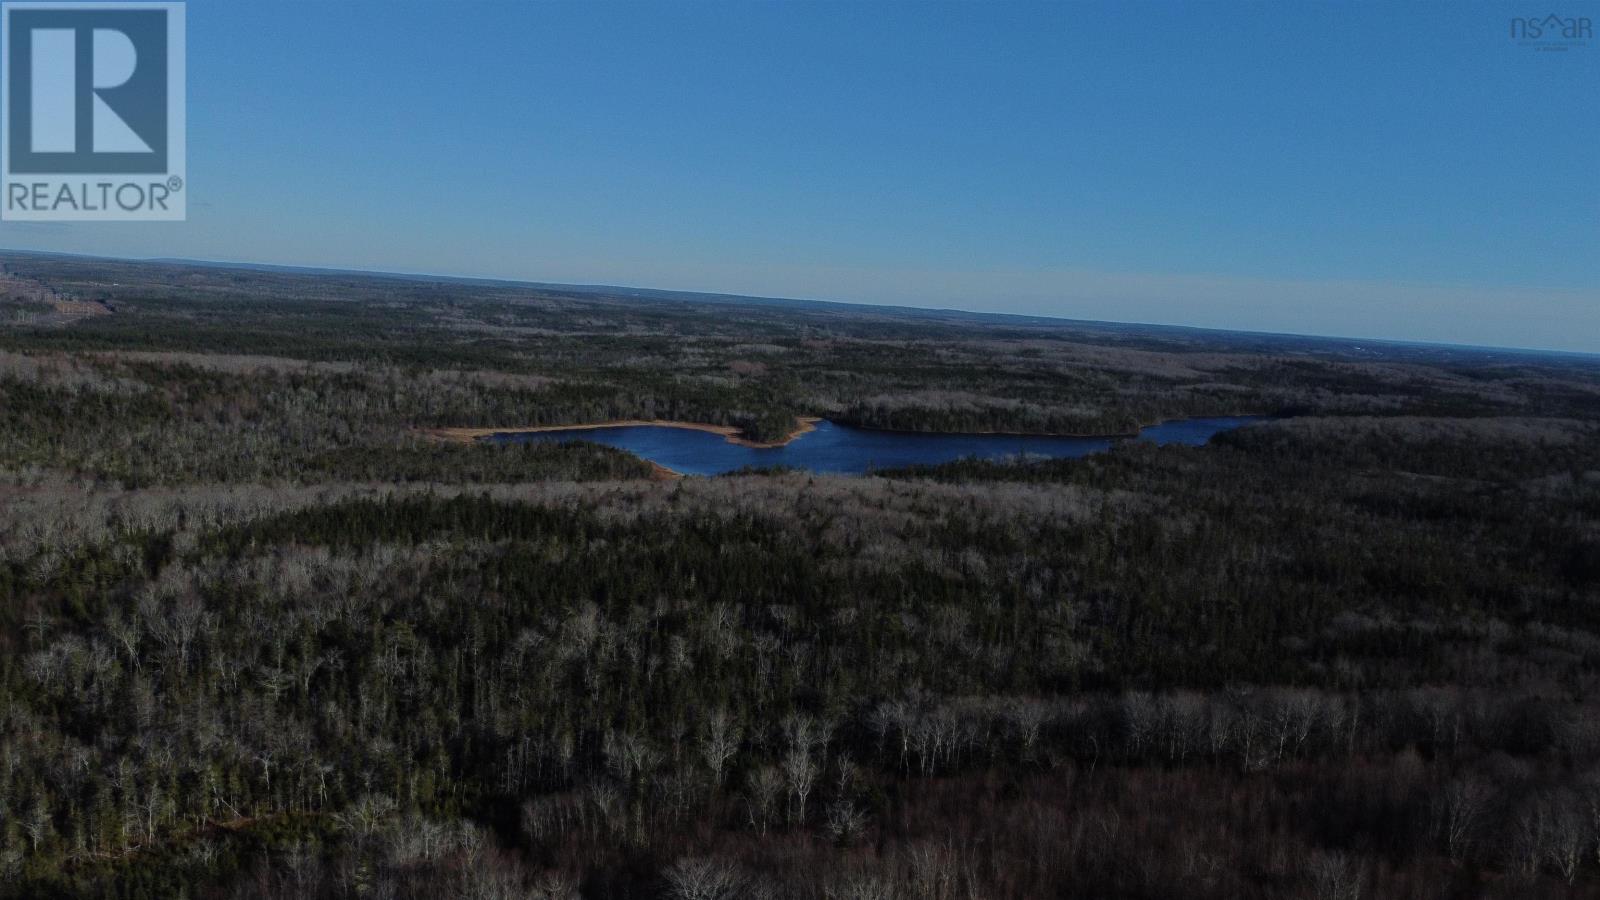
[1, 253, 1599, 898]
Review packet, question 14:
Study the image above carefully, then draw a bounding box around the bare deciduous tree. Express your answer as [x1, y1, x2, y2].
[663, 856, 743, 900]
[699, 707, 742, 787]
[745, 765, 783, 834]
[1436, 775, 1490, 863]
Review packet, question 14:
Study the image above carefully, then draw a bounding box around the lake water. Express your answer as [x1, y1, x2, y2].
[492, 416, 1265, 476]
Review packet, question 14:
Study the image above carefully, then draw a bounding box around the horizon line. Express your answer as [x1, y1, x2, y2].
[3, 245, 1596, 361]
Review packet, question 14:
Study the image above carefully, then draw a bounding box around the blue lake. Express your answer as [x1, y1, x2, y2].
[492, 416, 1265, 476]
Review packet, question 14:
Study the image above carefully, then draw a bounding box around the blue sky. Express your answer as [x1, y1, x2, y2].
[3, 0, 1597, 351]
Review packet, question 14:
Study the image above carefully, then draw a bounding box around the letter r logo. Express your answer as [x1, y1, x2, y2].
[5, 5, 170, 173]
[31, 26, 152, 153]
[1, 2, 184, 220]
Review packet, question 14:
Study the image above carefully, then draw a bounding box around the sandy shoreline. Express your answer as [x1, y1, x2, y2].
[420, 416, 823, 449]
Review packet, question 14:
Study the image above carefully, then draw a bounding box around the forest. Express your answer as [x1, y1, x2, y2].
[2, 252, 1600, 898]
